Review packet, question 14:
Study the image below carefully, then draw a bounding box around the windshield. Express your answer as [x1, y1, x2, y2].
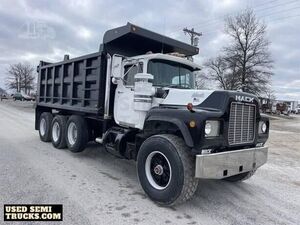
[147, 59, 196, 89]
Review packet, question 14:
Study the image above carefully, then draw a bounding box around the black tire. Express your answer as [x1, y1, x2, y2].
[137, 134, 198, 206]
[39, 112, 53, 142]
[51, 115, 67, 149]
[223, 170, 256, 182]
[65, 115, 88, 153]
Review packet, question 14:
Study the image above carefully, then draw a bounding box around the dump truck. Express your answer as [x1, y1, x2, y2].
[35, 23, 269, 205]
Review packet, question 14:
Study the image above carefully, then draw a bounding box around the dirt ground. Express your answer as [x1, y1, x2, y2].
[0, 100, 299, 225]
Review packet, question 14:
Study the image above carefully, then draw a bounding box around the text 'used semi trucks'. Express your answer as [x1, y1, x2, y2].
[35, 23, 269, 205]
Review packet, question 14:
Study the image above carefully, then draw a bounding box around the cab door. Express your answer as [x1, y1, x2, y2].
[114, 63, 143, 128]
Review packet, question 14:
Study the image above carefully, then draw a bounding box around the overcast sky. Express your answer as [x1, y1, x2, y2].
[0, 0, 299, 100]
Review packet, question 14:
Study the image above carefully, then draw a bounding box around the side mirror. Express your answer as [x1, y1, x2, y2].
[111, 55, 123, 79]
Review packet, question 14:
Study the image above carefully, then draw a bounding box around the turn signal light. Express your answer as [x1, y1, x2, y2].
[189, 120, 196, 128]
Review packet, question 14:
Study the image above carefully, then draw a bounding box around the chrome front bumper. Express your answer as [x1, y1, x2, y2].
[195, 146, 268, 179]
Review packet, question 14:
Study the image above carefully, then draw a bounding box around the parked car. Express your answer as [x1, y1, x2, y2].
[13, 93, 24, 101]
[22, 94, 35, 101]
[0, 94, 8, 101]
[13, 92, 35, 101]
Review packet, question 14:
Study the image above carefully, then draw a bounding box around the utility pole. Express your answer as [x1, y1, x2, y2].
[183, 28, 202, 61]
[183, 27, 202, 46]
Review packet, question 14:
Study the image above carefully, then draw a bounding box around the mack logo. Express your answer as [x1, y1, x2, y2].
[235, 95, 254, 103]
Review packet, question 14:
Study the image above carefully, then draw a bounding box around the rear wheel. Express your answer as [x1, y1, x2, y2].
[51, 115, 67, 149]
[39, 112, 53, 142]
[65, 115, 88, 153]
[137, 134, 198, 206]
[223, 170, 256, 182]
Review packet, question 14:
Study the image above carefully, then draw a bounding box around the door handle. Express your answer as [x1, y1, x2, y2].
[118, 91, 124, 94]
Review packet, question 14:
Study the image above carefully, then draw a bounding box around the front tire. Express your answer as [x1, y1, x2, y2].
[51, 115, 67, 149]
[137, 134, 198, 206]
[65, 115, 88, 153]
[39, 112, 53, 142]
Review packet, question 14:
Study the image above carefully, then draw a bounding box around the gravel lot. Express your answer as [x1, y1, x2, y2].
[0, 100, 299, 225]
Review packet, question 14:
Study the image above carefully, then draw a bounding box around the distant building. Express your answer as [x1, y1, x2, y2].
[259, 97, 298, 114]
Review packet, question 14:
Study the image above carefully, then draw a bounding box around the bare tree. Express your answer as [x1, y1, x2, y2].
[204, 56, 239, 90]
[6, 63, 36, 94]
[224, 9, 273, 94]
[204, 9, 273, 94]
[261, 86, 276, 100]
[194, 71, 207, 89]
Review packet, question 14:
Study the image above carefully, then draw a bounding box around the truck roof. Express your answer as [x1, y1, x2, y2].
[102, 23, 199, 57]
[127, 53, 201, 70]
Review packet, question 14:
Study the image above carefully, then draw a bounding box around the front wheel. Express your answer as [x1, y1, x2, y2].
[137, 134, 198, 206]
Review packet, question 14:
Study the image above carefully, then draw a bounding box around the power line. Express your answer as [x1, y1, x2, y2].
[254, 0, 299, 12]
[251, 0, 279, 8]
[193, 0, 300, 30]
[270, 13, 300, 21]
[192, 4, 300, 35]
[169, 0, 300, 35]
[202, 13, 300, 36]
[174, 0, 283, 30]
[260, 5, 300, 17]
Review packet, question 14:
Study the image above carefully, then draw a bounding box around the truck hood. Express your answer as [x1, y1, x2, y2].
[160, 89, 214, 106]
[158, 89, 260, 113]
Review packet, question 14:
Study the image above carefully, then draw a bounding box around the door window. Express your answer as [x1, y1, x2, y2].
[123, 63, 143, 86]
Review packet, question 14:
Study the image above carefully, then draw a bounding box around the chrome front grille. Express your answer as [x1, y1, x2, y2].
[228, 102, 256, 145]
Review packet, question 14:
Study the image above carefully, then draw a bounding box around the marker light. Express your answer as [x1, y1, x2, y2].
[187, 103, 193, 111]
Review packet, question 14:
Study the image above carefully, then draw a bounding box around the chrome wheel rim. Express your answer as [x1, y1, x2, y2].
[145, 151, 172, 190]
[52, 121, 60, 142]
[67, 122, 77, 146]
[40, 118, 46, 136]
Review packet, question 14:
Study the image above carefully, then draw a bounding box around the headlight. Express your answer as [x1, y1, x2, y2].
[260, 121, 267, 133]
[205, 120, 220, 137]
[205, 122, 212, 135]
[259, 121, 268, 134]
